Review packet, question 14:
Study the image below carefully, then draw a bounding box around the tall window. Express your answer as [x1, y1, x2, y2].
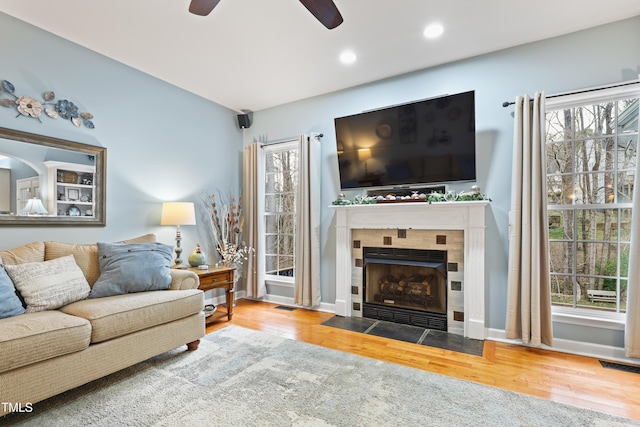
[546, 95, 638, 314]
[263, 142, 298, 282]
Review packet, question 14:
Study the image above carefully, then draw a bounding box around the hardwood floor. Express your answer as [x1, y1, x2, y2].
[206, 299, 640, 422]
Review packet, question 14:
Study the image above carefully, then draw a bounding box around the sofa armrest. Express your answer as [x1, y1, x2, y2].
[169, 269, 200, 290]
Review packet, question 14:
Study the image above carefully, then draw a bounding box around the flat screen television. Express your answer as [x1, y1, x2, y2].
[334, 91, 476, 191]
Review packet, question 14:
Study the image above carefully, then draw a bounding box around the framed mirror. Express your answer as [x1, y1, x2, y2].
[0, 126, 106, 226]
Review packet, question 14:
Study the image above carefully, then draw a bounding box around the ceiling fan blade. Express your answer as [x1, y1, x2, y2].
[299, 0, 343, 29]
[189, 0, 222, 16]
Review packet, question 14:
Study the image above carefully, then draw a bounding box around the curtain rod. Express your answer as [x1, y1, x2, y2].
[259, 133, 323, 147]
[501, 79, 640, 107]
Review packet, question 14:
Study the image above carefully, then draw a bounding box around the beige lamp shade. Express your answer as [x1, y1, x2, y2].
[160, 202, 196, 226]
[357, 148, 371, 160]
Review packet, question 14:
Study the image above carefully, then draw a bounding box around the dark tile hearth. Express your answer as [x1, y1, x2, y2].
[367, 320, 426, 343]
[420, 329, 484, 356]
[322, 315, 484, 357]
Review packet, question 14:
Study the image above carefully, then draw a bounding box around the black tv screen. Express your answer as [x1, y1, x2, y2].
[334, 91, 476, 190]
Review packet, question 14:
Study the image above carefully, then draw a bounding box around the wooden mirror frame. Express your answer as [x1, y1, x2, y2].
[0, 126, 106, 226]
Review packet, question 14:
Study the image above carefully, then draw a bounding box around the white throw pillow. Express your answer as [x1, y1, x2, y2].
[5, 255, 91, 313]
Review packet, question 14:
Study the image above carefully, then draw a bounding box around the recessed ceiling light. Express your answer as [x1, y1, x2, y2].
[339, 50, 357, 65]
[423, 23, 444, 39]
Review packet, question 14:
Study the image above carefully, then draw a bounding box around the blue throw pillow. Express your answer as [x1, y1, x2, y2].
[0, 261, 25, 318]
[89, 242, 174, 299]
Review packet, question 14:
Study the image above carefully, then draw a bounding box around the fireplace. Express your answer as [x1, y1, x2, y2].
[331, 201, 488, 339]
[363, 247, 448, 330]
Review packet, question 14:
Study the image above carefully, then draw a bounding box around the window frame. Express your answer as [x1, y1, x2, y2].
[262, 140, 299, 288]
[545, 81, 640, 328]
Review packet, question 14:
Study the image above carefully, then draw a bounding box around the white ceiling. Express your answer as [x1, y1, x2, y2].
[1, 1, 639, 112]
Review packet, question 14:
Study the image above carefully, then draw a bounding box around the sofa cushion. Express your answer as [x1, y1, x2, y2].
[4, 255, 91, 313]
[0, 263, 24, 319]
[120, 233, 157, 244]
[0, 241, 45, 266]
[45, 241, 100, 286]
[61, 289, 203, 343]
[0, 310, 91, 374]
[89, 242, 173, 299]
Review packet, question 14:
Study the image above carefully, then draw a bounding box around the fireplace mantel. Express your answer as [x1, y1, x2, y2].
[331, 201, 489, 340]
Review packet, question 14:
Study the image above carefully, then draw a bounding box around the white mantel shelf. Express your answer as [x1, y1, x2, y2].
[331, 201, 489, 340]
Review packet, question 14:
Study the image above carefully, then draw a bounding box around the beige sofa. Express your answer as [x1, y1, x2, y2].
[0, 235, 205, 417]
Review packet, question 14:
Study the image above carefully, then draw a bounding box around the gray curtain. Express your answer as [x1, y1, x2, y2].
[294, 134, 321, 307]
[505, 92, 553, 347]
[242, 143, 264, 298]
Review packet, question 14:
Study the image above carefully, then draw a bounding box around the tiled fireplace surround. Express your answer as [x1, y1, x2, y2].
[332, 201, 489, 340]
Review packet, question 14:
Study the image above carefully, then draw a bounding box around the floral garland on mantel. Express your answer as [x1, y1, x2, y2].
[0, 79, 95, 129]
[332, 185, 490, 205]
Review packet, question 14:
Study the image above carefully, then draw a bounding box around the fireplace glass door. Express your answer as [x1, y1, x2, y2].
[364, 259, 446, 315]
[362, 247, 448, 329]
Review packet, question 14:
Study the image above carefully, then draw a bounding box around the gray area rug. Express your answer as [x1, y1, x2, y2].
[3, 325, 638, 427]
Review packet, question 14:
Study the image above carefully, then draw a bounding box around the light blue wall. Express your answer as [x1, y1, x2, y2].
[0, 13, 242, 257]
[242, 16, 640, 345]
[2, 11, 639, 347]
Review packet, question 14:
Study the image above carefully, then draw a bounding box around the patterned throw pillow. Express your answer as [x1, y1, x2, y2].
[4, 255, 91, 313]
[0, 260, 25, 319]
[89, 242, 173, 299]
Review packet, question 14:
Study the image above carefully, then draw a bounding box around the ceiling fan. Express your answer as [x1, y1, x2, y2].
[188, 0, 343, 29]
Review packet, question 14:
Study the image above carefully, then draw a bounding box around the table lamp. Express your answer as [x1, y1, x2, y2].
[160, 201, 196, 269]
[23, 198, 48, 215]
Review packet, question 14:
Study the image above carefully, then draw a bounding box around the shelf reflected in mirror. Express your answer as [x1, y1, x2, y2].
[0, 127, 106, 226]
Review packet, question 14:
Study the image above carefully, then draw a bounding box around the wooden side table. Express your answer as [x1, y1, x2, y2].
[188, 266, 235, 325]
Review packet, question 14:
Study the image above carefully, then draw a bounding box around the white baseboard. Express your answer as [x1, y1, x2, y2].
[486, 328, 637, 364]
[247, 294, 336, 313]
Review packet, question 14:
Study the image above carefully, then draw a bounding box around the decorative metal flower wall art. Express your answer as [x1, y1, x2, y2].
[0, 79, 95, 129]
